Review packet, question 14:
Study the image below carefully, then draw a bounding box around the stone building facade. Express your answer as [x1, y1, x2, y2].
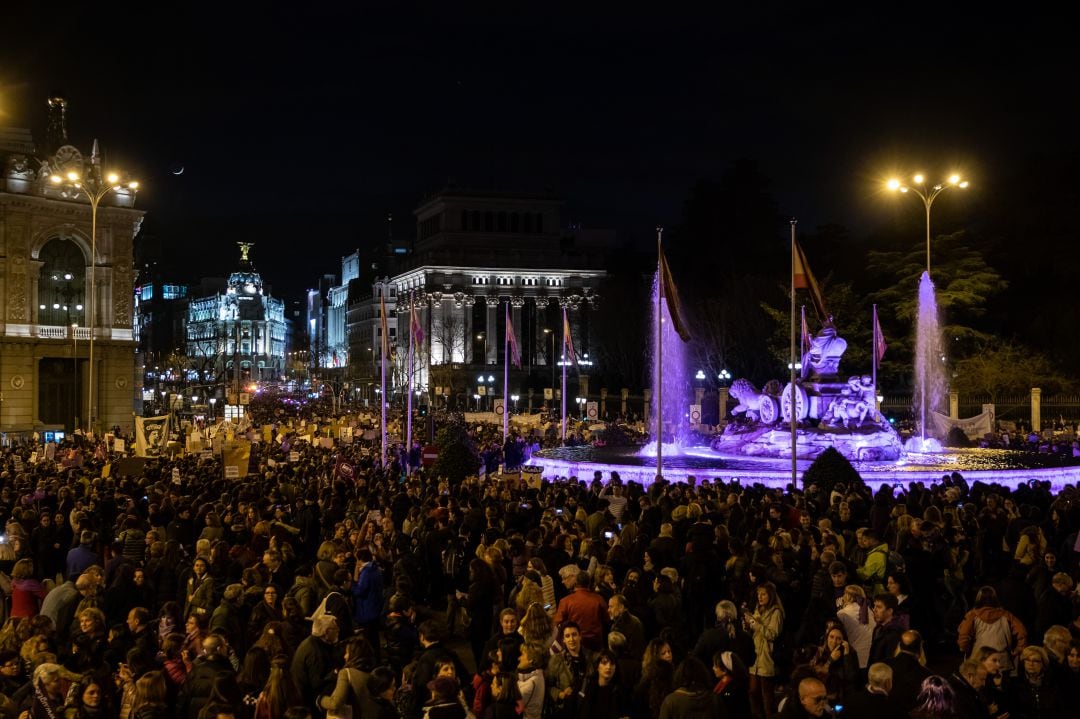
[0, 101, 144, 435]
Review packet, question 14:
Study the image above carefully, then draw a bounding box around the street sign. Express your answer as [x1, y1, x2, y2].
[494, 399, 505, 416]
[478, 386, 486, 396]
[690, 404, 702, 425]
[435, 386, 443, 396]
[239, 393, 250, 405]
[422, 445, 439, 466]
[586, 402, 598, 421]
[543, 387, 553, 400]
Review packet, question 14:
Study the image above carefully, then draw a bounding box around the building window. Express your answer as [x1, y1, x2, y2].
[510, 213, 520, 232]
[536, 213, 544, 233]
[485, 211, 494, 232]
[524, 213, 533, 233]
[497, 212, 507, 232]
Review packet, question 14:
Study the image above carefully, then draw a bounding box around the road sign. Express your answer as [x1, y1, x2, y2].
[239, 393, 250, 405]
[690, 404, 702, 425]
[478, 386, 486, 396]
[494, 399, 505, 416]
[586, 401, 598, 421]
[422, 445, 439, 466]
[543, 387, 553, 400]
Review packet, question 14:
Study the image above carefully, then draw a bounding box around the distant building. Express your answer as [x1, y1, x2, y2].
[185, 243, 287, 392]
[389, 190, 606, 407]
[0, 96, 144, 434]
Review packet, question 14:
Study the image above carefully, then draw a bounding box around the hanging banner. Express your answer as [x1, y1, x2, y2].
[586, 402, 599, 421]
[689, 404, 702, 425]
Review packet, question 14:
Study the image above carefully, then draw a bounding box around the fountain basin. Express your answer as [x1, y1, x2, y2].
[527, 445, 1080, 492]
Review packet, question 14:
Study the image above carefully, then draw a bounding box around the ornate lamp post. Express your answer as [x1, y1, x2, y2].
[886, 173, 969, 273]
[50, 150, 139, 432]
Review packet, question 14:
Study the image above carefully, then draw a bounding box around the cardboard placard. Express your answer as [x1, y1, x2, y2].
[289, 451, 299, 462]
[224, 466, 239, 479]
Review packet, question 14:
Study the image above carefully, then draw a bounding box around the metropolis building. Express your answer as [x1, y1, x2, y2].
[0, 97, 143, 436]
[185, 243, 287, 389]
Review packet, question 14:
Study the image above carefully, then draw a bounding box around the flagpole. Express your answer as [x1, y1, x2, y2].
[789, 220, 798, 488]
[656, 226, 663, 480]
[380, 282, 387, 470]
[503, 301, 509, 445]
[406, 292, 414, 466]
[561, 312, 567, 444]
[872, 304, 878, 396]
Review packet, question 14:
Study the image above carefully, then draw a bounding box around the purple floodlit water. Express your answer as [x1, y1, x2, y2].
[913, 271, 947, 445]
[645, 270, 690, 454]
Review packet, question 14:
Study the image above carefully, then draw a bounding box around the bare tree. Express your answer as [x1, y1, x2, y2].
[431, 310, 465, 365]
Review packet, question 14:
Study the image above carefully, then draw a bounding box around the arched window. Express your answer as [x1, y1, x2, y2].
[37, 238, 86, 326]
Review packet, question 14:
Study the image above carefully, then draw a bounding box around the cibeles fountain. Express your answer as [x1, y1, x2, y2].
[712, 324, 902, 460]
[528, 262, 1080, 489]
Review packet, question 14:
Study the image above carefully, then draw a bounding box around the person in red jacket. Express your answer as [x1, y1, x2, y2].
[553, 570, 608, 651]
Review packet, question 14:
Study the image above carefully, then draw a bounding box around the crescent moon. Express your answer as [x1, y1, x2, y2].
[172, 166, 185, 175]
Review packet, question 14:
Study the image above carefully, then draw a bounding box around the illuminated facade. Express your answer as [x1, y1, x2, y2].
[376, 190, 606, 406]
[0, 97, 144, 434]
[185, 243, 287, 383]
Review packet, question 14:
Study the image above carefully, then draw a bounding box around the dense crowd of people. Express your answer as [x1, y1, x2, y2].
[0, 395, 1078, 719]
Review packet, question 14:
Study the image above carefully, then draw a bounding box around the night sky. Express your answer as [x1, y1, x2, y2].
[1, 5, 1076, 301]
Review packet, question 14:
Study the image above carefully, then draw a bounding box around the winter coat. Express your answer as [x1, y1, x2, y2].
[748, 604, 784, 677]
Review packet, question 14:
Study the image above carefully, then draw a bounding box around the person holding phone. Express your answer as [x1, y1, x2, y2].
[815, 625, 859, 704]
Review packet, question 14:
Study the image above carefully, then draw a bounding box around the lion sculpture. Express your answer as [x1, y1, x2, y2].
[730, 378, 777, 423]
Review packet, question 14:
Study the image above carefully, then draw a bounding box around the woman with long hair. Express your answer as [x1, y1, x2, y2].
[957, 586, 1027, 672]
[577, 650, 627, 719]
[458, 558, 498, 670]
[659, 657, 716, 719]
[812, 624, 859, 703]
[971, 646, 1008, 718]
[318, 636, 376, 715]
[745, 581, 784, 719]
[518, 602, 555, 651]
[247, 584, 284, 646]
[255, 654, 303, 719]
[130, 670, 169, 719]
[634, 638, 675, 719]
[525, 558, 556, 617]
[910, 675, 956, 719]
[9, 559, 48, 619]
[711, 651, 751, 719]
[61, 679, 108, 719]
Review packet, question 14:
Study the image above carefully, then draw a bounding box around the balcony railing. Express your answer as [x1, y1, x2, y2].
[35, 325, 93, 340]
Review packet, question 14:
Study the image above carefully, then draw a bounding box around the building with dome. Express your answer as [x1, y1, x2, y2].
[184, 242, 287, 395]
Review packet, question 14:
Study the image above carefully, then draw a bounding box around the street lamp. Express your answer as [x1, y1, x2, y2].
[510, 394, 520, 413]
[473, 393, 481, 411]
[209, 397, 217, 421]
[718, 369, 732, 385]
[50, 156, 139, 432]
[886, 173, 969, 274]
[476, 332, 487, 365]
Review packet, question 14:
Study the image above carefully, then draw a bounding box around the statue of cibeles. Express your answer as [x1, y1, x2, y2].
[805, 324, 847, 377]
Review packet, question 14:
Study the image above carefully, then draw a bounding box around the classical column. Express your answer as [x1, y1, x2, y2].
[463, 300, 473, 364]
[600, 387, 608, 418]
[486, 300, 497, 365]
[949, 391, 959, 420]
[527, 388, 534, 414]
[718, 387, 730, 424]
[621, 388, 629, 417]
[643, 388, 652, 422]
[1031, 387, 1042, 433]
[510, 296, 524, 361]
